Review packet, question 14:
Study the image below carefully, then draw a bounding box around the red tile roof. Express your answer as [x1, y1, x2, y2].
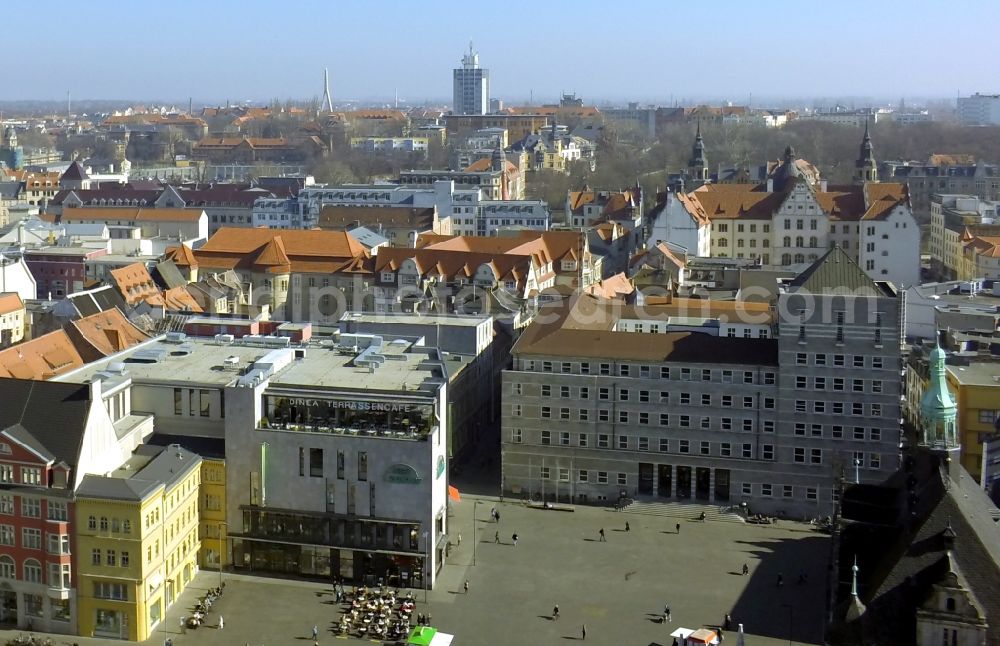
[192, 228, 370, 275]
[0, 293, 24, 316]
[0, 331, 84, 380]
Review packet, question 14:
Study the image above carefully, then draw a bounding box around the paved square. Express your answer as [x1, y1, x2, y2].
[0, 495, 828, 646]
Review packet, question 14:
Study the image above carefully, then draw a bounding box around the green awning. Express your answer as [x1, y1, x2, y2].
[407, 626, 437, 646]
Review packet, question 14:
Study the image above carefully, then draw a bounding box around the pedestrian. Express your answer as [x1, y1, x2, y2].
[664, 604, 671, 622]
[464, 580, 469, 594]
[495, 530, 500, 543]
[426, 613, 432, 626]
[742, 563, 749, 576]
[491, 506, 497, 520]
[417, 613, 424, 625]
[495, 511, 500, 523]
[552, 604, 559, 620]
[512, 533, 518, 546]
[625, 521, 630, 532]
[599, 528, 606, 541]
[777, 573, 783, 587]
[582, 624, 587, 640]
[180, 615, 186, 634]
[312, 625, 319, 639]
[218, 615, 224, 630]
[676, 522, 681, 534]
[457, 533, 462, 546]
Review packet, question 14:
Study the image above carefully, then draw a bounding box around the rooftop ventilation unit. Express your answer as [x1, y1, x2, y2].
[164, 332, 187, 344]
[214, 334, 235, 344]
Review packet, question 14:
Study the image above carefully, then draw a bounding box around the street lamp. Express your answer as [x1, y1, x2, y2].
[473, 500, 481, 566]
[781, 603, 793, 646]
[854, 458, 861, 485]
[217, 521, 229, 592]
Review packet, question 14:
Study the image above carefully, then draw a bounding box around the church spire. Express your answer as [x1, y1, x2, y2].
[920, 342, 958, 450]
[855, 118, 878, 183]
[688, 121, 708, 183]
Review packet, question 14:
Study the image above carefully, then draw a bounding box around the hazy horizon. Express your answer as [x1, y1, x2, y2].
[2, 0, 997, 106]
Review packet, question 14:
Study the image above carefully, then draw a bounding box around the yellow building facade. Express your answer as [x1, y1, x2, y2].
[198, 457, 228, 573]
[76, 445, 201, 641]
[946, 364, 1000, 479]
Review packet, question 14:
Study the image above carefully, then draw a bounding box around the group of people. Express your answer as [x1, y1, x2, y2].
[335, 585, 415, 641]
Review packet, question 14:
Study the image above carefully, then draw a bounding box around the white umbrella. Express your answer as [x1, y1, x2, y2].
[736, 623, 745, 646]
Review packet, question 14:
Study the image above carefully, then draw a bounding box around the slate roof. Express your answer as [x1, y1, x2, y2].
[0, 378, 92, 468]
[852, 455, 1000, 646]
[788, 245, 886, 295]
[60, 161, 88, 181]
[76, 444, 201, 502]
[68, 285, 129, 318]
[152, 260, 187, 290]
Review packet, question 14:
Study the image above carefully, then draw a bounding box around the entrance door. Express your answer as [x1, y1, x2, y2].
[676, 466, 692, 499]
[0, 590, 15, 625]
[638, 463, 654, 495]
[695, 467, 711, 500]
[657, 465, 672, 498]
[714, 469, 731, 502]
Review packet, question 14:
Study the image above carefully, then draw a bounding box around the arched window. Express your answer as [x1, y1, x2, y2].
[783, 236, 791, 247]
[0, 555, 14, 578]
[795, 236, 804, 247]
[718, 237, 728, 247]
[946, 597, 956, 612]
[794, 253, 805, 263]
[23, 559, 41, 583]
[781, 254, 792, 265]
[809, 237, 818, 248]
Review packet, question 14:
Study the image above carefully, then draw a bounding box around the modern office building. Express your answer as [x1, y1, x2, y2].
[956, 93, 1000, 126]
[56, 329, 451, 590]
[452, 43, 489, 116]
[501, 247, 902, 516]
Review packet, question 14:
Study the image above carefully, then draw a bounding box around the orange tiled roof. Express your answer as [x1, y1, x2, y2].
[965, 235, 1000, 259]
[463, 158, 519, 174]
[193, 228, 370, 275]
[0, 293, 24, 316]
[686, 184, 782, 220]
[109, 263, 161, 306]
[162, 286, 203, 312]
[164, 244, 198, 268]
[584, 273, 634, 299]
[505, 106, 602, 118]
[568, 191, 596, 211]
[374, 247, 530, 287]
[66, 308, 150, 358]
[0, 330, 84, 380]
[928, 154, 976, 166]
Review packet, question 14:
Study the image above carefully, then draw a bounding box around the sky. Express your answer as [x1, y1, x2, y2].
[4, 0, 998, 106]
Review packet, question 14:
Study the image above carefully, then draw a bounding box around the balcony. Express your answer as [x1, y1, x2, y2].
[259, 419, 435, 442]
[47, 586, 71, 601]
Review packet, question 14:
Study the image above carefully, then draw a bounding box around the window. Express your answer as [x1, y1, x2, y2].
[795, 400, 807, 413]
[796, 353, 807, 365]
[93, 582, 128, 601]
[681, 368, 691, 381]
[680, 393, 690, 405]
[853, 355, 865, 368]
[980, 410, 1000, 424]
[638, 437, 649, 451]
[618, 411, 629, 424]
[872, 380, 883, 394]
[832, 425, 844, 439]
[617, 473, 627, 486]
[22, 527, 41, 549]
[814, 402, 826, 414]
[794, 448, 805, 463]
[337, 450, 345, 479]
[541, 431, 551, 445]
[742, 443, 752, 458]
[702, 369, 712, 381]
[638, 412, 649, 425]
[762, 445, 774, 460]
[0, 525, 12, 546]
[619, 389, 630, 402]
[539, 466, 550, 480]
[49, 563, 70, 589]
[680, 415, 690, 428]
[796, 376, 807, 389]
[560, 408, 570, 421]
[721, 443, 732, 457]
[763, 420, 775, 433]
[100, 517, 108, 531]
[541, 385, 551, 397]
[833, 378, 845, 391]
[598, 388, 610, 400]
[853, 379, 864, 393]
[309, 448, 323, 478]
[598, 434, 610, 449]
[660, 367, 670, 379]
[679, 440, 690, 454]
[599, 363, 611, 375]
[541, 406, 552, 419]
[810, 449, 823, 464]
[21, 498, 40, 518]
[599, 409, 610, 422]
[173, 388, 182, 415]
[743, 419, 754, 432]
[722, 417, 733, 431]
[578, 433, 587, 447]
[511, 429, 522, 444]
[783, 485, 794, 499]
[47, 501, 68, 521]
[722, 395, 732, 407]
[578, 470, 588, 483]
[834, 354, 845, 367]
[47, 534, 70, 555]
[702, 394, 712, 406]
[869, 453, 881, 469]
[743, 396, 754, 408]
[620, 364, 631, 377]
[742, 483, 753, 495]
[618, 435, 629, 450]
[0, 465, 10, 483]
[199, 389, 210, 417]
[872, 357, 883, 369]
[579, 409, 589, 422]
[106, 550, 117, 567]
[659, 439, 669, 452]
[762, 484, 773, 497]
[659, 413, 669, 426]
[597, 472, 608, 484]
[700, 441, 711, 455]
[358, 452, 368, 481]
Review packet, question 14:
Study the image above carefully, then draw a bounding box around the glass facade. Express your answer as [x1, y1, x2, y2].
[260, 395, 434, 438]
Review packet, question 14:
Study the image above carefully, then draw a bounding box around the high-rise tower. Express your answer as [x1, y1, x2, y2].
[452, 42, 490, 115]
[322, 68, 334, 113]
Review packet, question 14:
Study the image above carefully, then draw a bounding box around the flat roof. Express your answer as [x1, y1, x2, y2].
[339, 311, 491, 328]
[54, 334, 444, 396]
[947, 362, 1000, 388]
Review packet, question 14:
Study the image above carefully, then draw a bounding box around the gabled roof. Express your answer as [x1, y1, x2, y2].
[788, 245, 882, 295]
[64, 308, 150, 361]
[0, 378, 93, 468]
[67, 285, 129, 318]
[164, 244, 198, 268]
[162, 286, 203, 312]
[109, 263, 161, 306]
[192, 228, 370, 275]
[44, 207, 205, 223]
[0, 292, 24, 316]
[60, 161, 89, 181]
[152, 260, 187, 290]
[0, 330, 85, 380]
[374, 247, 530, 286]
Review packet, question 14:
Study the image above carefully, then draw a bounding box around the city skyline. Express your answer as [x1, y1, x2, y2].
[3, 0, 998, 105]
